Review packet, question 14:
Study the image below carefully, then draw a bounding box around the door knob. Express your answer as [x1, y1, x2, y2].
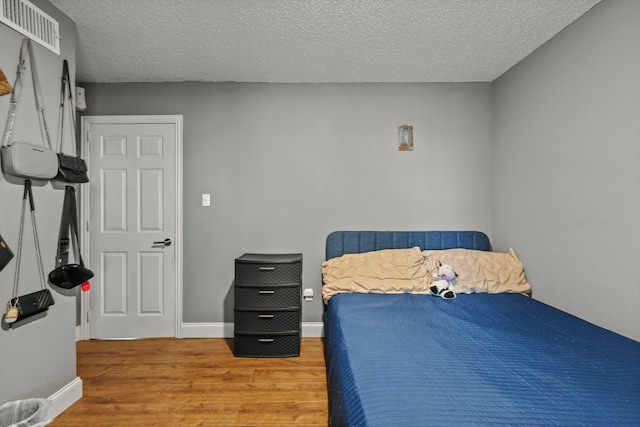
[153, 238, 172, 247]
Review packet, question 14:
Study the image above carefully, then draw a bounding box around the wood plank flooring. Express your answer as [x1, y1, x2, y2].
[50, 338, 328, 426]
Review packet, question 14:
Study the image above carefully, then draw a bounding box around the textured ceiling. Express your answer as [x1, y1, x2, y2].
[49, 0, 601, 83]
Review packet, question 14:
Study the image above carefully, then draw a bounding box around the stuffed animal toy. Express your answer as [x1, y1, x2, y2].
[430, 262, 458, 299]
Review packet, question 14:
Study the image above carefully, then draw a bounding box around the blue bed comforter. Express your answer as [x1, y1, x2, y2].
[324, 293, 640, 426]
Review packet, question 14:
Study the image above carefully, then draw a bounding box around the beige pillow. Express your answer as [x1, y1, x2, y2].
[422, 248, 531, 295]
[323, 247, 427, 281]
[322, 247, 429, 302]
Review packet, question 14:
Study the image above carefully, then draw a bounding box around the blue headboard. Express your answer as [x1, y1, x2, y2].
[325, 231, 491, 260]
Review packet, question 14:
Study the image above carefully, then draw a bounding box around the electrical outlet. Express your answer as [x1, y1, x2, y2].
[303, 288, 314, 301]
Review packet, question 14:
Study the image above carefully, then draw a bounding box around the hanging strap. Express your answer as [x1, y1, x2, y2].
[55, 186, 72, 267]
[55, 185, 85, 268]
[12, 180, 48, 299]
[68, 186, 83, 265]
[56, 60, 79, 157]
[2, 38, 53, 150]
[1, 40, 28, 148]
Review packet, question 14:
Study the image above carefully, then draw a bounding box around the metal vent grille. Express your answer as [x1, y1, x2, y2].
[1, 0, 60, 54]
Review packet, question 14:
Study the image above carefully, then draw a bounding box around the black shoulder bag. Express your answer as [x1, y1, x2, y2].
[48, 185, 94, 289]
[4, 180, 55, 325]
[0, 233, 14, 272]
[53, 60, 89, 183]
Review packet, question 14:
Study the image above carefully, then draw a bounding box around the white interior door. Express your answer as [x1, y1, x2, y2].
[82, 115, 182, 339]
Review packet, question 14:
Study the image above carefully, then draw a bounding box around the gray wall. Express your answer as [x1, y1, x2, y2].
[76, 0, 639, 342]
[492, 0, 640, 341]
[0, 1, 78, 404]
[80, 82, 493, 323]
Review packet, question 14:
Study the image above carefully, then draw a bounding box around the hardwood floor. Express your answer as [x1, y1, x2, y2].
[50, 338, 328, 426]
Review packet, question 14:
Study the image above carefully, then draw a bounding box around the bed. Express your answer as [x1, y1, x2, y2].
[322, 231, 640, 426]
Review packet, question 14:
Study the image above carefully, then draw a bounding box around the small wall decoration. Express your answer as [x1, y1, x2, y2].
[0, 67, 13, 96]
[398, 125, 413, 151]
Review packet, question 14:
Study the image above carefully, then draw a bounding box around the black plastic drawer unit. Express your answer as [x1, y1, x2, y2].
[233, 253, 302, 357]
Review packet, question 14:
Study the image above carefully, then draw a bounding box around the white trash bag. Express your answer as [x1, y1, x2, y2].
[0, 399, 52, 427]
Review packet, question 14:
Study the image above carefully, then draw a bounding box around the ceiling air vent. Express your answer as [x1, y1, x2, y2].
[1, 0, 60, 55]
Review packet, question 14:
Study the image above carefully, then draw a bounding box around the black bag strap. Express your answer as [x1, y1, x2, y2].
[56, 60, 79, 157]
[12, 180, 47, 299]
[55, 185, 85, 268]
[55, 186, 72, 266]
[2, 38, 53, 150]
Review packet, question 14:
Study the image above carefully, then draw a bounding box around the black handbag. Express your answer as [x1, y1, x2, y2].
[55, 152, 89, 183]
[9, 288, 55, 321]
[48, 186, 94, 289]
[0, 233, 14, 272]
[53, 60, 89, 183]
[4, 180, 55, 325]
[49, 263, 93, 289]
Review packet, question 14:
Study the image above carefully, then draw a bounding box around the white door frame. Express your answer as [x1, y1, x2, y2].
[79, 115, 183, 340]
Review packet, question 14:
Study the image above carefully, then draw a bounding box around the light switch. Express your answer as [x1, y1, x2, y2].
[202, 193, 211, 206]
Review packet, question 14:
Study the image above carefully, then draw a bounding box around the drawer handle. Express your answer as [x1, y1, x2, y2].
[259, 267, 275, 271]
[258, 290, 275, 294]
[258, 338, 275, 343]
[258, 314, 275, 318]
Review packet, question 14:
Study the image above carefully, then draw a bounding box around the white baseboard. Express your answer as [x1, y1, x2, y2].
[302, 322, 324, 337]
[181, 322, 233, 338]
[180, 322, 324, 338]
[48, 377, 83, 419]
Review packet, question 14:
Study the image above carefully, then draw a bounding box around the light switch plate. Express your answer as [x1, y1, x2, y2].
[202, 194, 211, 206]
